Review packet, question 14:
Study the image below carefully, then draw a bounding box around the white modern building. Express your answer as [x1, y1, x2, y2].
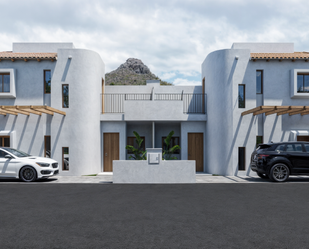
[0, 43, 104, 176]
[1, 42, 308, 176]
[0, 42, 206, 176]
[203, 42, 309, 176]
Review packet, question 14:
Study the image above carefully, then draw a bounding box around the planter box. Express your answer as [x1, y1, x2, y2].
[113, 148, 196, 184]
[113, 160, 196, 183]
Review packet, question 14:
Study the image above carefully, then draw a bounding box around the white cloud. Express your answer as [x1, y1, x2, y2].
[173, 78, 201, 86]
[1, 0, 309, 81]
[160, 72, 176, 80]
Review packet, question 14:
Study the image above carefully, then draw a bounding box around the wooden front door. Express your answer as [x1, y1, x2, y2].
[103, 133, 119, 172]
[188, 133, 204, 172]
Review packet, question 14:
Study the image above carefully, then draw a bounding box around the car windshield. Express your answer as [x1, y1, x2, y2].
[3, 148, 31, 158]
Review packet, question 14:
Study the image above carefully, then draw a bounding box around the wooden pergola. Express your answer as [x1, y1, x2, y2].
[242, 106, 309, 116]
[0, 106, 66, 116]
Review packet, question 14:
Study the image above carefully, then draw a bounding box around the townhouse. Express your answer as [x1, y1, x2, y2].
[0, 42, 308, 176]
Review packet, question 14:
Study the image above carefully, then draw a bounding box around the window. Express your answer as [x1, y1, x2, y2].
[238, 84, 245, 108]
[0, 136, 10, 147]
[256, 136, 263, 148]
[44, 70, 51, 94]
[297, 74, 309, 93]
[0, 73, 10, 93]
[286, 144, 304, 152]
[162, 137, 180, 154]
[62, 84, 69, 108]
[238, 147, 246, 171]
[275, 144, 285, 152]
[44, 136, 51, 158]
[62, 147, 69, 170]
[127, 137, 145, 152]
[0, 150, 9, 158]
[256, 70, 263, 94]
[304, 144, 309, 152]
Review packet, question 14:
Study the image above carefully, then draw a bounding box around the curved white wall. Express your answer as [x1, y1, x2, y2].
[51, 49, 105, 175]
[202, 49, 252, 175]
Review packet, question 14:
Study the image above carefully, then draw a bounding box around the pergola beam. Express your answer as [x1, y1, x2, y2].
[276, 106, 304, 116]
[253, 106, 276, 116]
[0, 105, 65, 116]
[16, 106, 42, 115]
[241, 106, 263, 116]
[242, 106, 309, 117]
[289, 106, 309, 116]
[265, 106, 290, 116]
[30, 106, 54, 115]
[2, 106, 30, 115]
[0, 106, 19, 115]
[45, 106, 66, 116]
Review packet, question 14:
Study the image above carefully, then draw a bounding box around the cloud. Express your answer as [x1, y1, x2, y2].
[160, 72, 176, 80]
[173, 78, 201, 86]
[1, 0, 309, 79]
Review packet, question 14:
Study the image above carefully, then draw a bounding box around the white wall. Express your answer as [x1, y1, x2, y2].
[51, 48, 104, 176]
[0, 58, 56, 157]
[203, 42, 309, 176]
[202, 48, 256, 175]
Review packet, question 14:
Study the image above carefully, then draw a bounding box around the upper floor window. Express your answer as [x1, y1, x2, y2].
[0, 73, 10, 93]
[297, 74, 309, 93]
[62, 84, 69, 108]
[238, 84, 245, 108]
[256, 70, 263, 94]
[44, 70, 51, 94]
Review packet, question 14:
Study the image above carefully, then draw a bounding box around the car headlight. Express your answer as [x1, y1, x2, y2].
[36, 162, 50, 167]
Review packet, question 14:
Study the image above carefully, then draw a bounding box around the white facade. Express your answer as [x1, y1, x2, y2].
[202, 42, 309, 176]
[0, 43, 104, 176]
[0, 42, 206, 176]
[1, 41, 307, 177]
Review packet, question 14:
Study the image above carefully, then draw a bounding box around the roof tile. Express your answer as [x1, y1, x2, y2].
[251, 52, 309, 60]
[0, 52, 57, 60]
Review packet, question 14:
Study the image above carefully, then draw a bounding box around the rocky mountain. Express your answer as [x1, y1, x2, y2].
[105, 58, 172, 85]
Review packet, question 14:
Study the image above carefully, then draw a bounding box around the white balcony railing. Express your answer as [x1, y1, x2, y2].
[101, 93, 206, 114]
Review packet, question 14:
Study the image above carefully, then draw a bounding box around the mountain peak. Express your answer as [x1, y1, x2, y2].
[118, 58, 151, 75]
[105, 58, 171, 85]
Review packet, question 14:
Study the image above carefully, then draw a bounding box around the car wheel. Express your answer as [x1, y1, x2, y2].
[257, 172, 269, 179]
[269, 163, 289, 182]
[19, 166, 37, 182]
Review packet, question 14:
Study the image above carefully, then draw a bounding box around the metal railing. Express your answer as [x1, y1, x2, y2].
[102, 93, 207, 114]
[102, 94, 125, 113]
[155, 93, 182, 101]
[125, 94, 152, 100]
[102, 93, 152, 113]
[183, 93, 206, 114]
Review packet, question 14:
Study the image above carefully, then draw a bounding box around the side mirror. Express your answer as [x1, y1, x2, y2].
[4, 155, 12, 159]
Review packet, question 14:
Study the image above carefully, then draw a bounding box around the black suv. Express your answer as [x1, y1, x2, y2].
[251, 142, 309, 182]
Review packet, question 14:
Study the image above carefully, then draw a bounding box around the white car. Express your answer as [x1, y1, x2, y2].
[0, 147, 59, 182]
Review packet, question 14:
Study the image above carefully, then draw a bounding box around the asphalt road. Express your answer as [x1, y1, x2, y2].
[1, 183, 309, 249]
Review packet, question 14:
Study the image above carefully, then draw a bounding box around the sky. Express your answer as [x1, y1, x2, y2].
[1, 0, 309, 85]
